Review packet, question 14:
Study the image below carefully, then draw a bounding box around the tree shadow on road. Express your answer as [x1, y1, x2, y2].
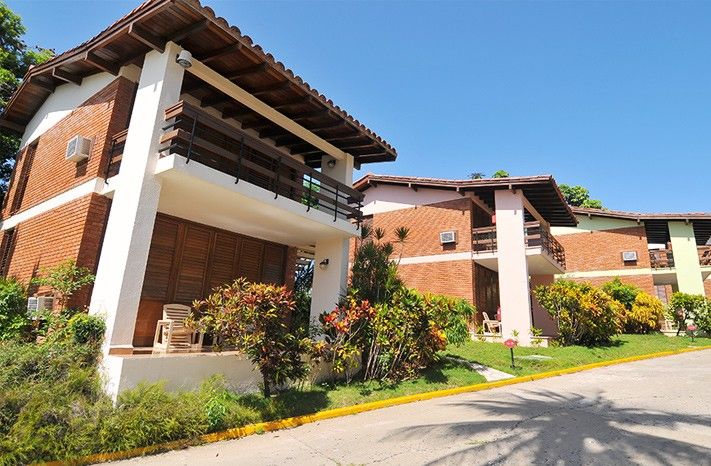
[382, 390, 711, 465]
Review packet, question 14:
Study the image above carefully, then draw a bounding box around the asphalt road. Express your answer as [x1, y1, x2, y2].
[114, 350, 711, 465]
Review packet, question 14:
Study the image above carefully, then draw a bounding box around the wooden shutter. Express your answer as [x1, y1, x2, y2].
[261, 244, 286, 284]
[11, 142, 37, 214]
[174, 225, 211, 303]
[238, 238, 264, 283]
[207, 232, 240, 291]
[0, 227, 17, 277]
[141, 217, 179, 300]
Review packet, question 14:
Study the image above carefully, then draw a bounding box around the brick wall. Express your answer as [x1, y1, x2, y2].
[397, 260, 474, 302]
[556, 226, 651, 272]
[1, 193, 111, 308]
[567, 274, 656, 296]
[2, 76, 136, 217]
[705, 278, 711, 299]
[367, 198, 473, 257]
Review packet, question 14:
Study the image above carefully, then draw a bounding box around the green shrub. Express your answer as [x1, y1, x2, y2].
[668, 292, 708, 333]
[534, 280, 624, 346]
[188, 278, 311, 397]
[0, 277, 28, 341]
[318, 289, 474, 382]
[626, 293, 664, 333]
[349, 225, 403, 305]
[30, 259, 94, 309]
[67, 313, 105, 344]
[601, 277, 640, 310]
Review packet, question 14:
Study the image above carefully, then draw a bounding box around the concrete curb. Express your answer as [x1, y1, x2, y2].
[42, 345, 711, 466]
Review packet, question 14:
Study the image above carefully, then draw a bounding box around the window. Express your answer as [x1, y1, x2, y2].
[0, 227, 17, 277]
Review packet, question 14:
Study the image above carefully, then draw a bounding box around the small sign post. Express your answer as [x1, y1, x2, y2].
[504, 338, 518, 369]
[688, 324, 697, 342]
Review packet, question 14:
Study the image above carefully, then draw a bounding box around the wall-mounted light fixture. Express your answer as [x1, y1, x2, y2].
[326, 159, 336, 169]
[319, 258, 330, 270]
[176, 50, 193, 69]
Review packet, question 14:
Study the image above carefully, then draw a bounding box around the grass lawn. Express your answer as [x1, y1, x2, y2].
[445, 333, 711, 377]
[262, 358, 487, 419]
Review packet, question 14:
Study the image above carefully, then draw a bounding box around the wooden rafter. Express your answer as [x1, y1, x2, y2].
[199, 43, 242, 63]
[52, 68, 82, 85]
[29, 76, 56, 92]
[128, 23, 166, 52]
[171, 18, 209, 42]
[228, 63, 268, 80]
[84, 51, 120, 75]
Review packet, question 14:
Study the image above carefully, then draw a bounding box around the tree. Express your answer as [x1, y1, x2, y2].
[559, 184, 603, 208]
[0, 1, 53, 201]
[492, 169, 509, 178]
[469, 172, 485, 180]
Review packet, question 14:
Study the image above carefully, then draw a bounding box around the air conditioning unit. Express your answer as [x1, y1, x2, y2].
[27, 296, 54, 314]
[439, 230, 457, 244]
[622, 251, 638, 262]
[65, 135, 91, 163]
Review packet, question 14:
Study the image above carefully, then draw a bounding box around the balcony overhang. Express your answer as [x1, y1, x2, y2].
[153, 154, 359, 249]
[473, 247, 566, 275]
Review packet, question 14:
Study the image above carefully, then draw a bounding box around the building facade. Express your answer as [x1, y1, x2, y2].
[355, 174, 711, 345]
[553, 208, 711, 302]
[0, 0, 396, 396]
[354, 174, 577, 345]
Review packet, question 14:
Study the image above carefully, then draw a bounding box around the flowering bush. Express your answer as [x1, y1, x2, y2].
[625, 293, 664, 334]
[187, 278, 311, 397]
[668, 292, 709, 334]
[534, 280, 624, 346]
[318, 289, 474, 382]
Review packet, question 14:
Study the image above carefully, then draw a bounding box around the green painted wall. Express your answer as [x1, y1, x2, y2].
[668, 221, 704, 295]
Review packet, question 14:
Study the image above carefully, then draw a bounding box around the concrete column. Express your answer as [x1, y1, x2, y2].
[494, 189, 533, 345]
[89, 42, 186, 354]
[310, 236, 350, 322]
[668, 221, 704, 295]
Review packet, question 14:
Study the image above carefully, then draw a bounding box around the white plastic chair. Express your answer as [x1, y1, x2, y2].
[153, 304, 203, 352]
[482, 312, 501, 335]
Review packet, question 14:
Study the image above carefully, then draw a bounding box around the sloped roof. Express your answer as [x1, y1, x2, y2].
[1, 0, 396, 166]
[354, 173, 577, 226]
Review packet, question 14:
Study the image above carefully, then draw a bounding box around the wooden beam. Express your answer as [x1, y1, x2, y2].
[0, 118, 25, 134]
[273, 135, 302, 147]
[187, 59, 348, 160]
[271, 95, 310, 110]
[84, 51, 120, 75]
[221, 107, 253, 120]
[200, 93, 230, 108]
[309, 121, 346, 133]
[259, 126, 290, 139]
[240, 118, 270, 130]
[171, 19, 209, 42]
[249, 81, 291, 96]
[290, 109, 330, 122]
[200, 43, 242, 63]
[52, 67, 82, 85]
[128, 23, 166, 52]
[29, 76, 55, 92]
[228, 63, 268, 80]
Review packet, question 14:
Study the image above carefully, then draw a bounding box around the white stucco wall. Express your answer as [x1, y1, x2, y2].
[361, 184, 462, 215]
[551, 215, 638, 236]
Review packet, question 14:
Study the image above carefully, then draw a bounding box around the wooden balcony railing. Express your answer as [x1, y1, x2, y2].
[156, 101, 363, 224]
[699, 246, 711, 267]
[105, 129, 127, 179]
[472, 221, 566, 269]
[650, 249, 674, 269]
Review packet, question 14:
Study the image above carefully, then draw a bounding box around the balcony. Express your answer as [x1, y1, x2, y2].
[699, 246, 711, 267]
[472, 221, 566, 273]
[650, 249, 675, 269]
[106, 101, 364, 248]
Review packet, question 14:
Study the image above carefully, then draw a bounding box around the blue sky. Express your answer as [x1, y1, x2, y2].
[9, 0, 710, 212]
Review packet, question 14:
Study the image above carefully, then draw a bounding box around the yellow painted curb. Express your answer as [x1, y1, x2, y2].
[41, 344, 711, 466]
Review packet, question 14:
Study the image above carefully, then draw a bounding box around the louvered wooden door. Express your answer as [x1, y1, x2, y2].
[134, 214, 288, 346]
